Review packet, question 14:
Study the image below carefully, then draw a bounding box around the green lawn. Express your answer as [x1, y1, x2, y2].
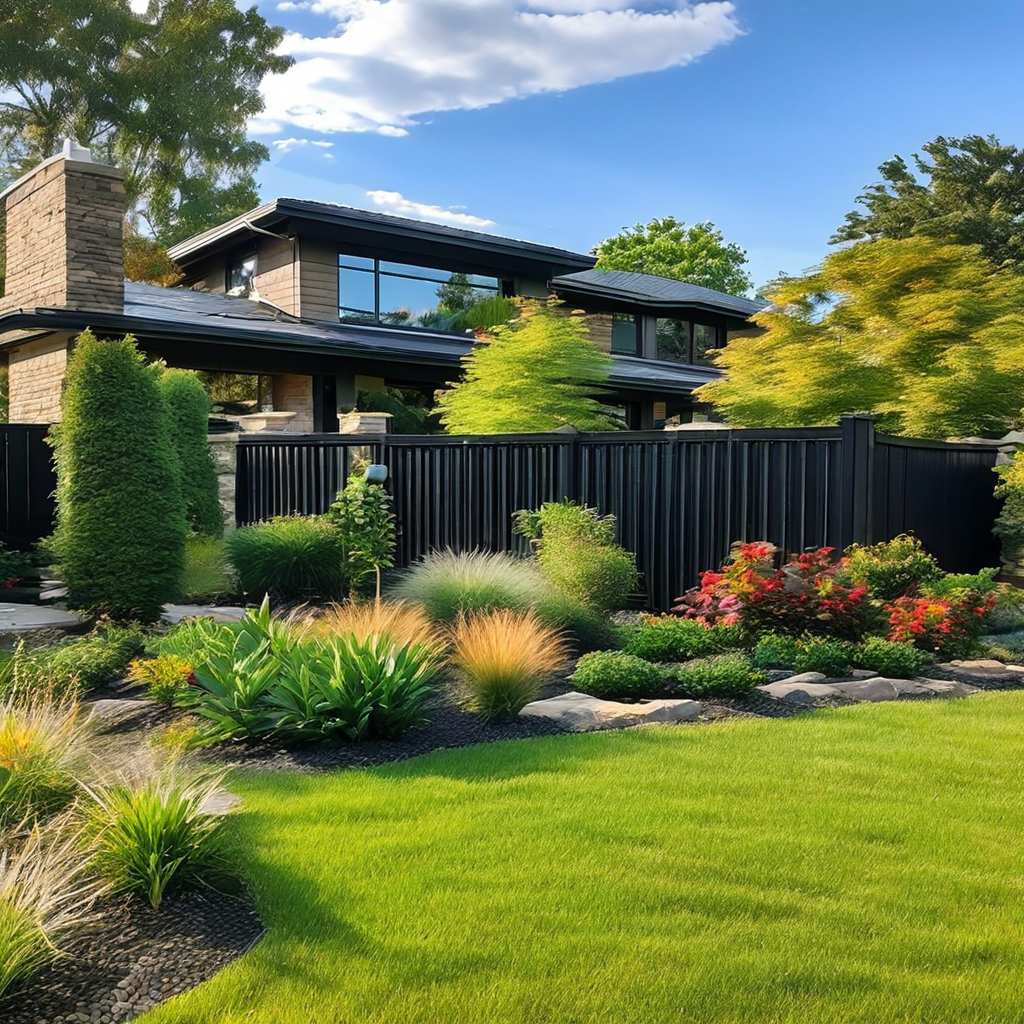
[146, 694, 1024, 1023]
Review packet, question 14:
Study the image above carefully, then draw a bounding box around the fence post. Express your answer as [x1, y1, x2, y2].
[839, 414, 874, 550]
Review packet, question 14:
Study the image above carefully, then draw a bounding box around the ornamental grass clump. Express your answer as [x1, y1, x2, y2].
[393, 549, 551, 622]
[302, 600, 444, 658]
[570, 651, 665, 699]
[82, 763, 228, 910]
[450, 610, 568, 720]
[0, 822, 104, 998]
[0, 698, 88, 827]
[179, 535, 236, 603]
[226, 514, 345, 601]
[146, 616, 238, 668]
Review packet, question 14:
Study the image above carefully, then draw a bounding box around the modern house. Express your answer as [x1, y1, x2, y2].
[0, 143, 764, 432]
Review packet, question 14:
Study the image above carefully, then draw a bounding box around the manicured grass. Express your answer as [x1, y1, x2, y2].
[144, 694, 1024, 1023]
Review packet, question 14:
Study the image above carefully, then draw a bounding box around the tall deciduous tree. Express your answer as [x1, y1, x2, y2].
[0, 0, 291, 246]
[435, 300, 620, 434]
[698, 236, 1024, 439]
[832, 135, 1024, 268]
[593, 217, 753, 296]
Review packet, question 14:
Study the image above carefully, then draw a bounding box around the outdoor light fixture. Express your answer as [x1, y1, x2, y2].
[365, 464, 388, 484]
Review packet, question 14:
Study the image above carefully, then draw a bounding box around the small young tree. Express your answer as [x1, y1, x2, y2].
[51, 330, 186, 622]
[327, 476, 396, 599]
[158, 368, 224, 536]
[435, 300, 620, 434]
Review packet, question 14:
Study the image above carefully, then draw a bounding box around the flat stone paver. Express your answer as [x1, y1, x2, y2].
[0, 601, 87, 633]
[759, 675, 978, 703]
[162, 604, 248, 624]
[520, 690, 702, 732]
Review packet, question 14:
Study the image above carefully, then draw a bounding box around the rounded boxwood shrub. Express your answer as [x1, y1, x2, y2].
[794, 638, 852, 678]
[158, 369, 224, 538]
[226, 515, 344, 600]
[853, 637, 932, 679]
[570, 651, 665, 699]
[752, 633, 801, 670]
[623, 617, 742, 662]
[669, 652, 759, 699]
[51, 331, 186, 622]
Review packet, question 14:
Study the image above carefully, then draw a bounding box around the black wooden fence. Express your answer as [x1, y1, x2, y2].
[0, 425, 56, 550]
[235, 415, 1003, 612]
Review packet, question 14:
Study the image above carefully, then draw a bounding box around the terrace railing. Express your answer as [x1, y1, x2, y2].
[235, 416, 1003, 612]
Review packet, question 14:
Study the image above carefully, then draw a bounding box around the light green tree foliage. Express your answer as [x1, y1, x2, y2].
[157, 368, 223, 537]
[435, 300, 620, 434]
[0, 0, 291, 247]
[52, 331, 186, 621]
[593, 217, 753, 296]
[698, 236, 1024, 439]
[833, 135, 1024, 268]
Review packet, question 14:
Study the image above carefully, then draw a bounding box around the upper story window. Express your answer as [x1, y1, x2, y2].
[655, 318, 722, 366]
[339, 252, 501, 330]
[611, 313, 640, 356]
[227, 252, 257, 297]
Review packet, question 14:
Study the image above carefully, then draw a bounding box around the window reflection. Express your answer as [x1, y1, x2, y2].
[611, 314, 639, 355]
[693, 323, 720, 365]
[338, 253, 500, 330]
[655, 318, 691, 362]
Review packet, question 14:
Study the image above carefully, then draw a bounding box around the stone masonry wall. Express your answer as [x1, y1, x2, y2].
[271, 374, 314, 433]
[8, 335, 68, 423]
[2, 156, 124, 315]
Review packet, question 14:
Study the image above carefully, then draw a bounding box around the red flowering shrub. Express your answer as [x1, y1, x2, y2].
[672, 542, 877, 640]
[886, 593, 995, 657]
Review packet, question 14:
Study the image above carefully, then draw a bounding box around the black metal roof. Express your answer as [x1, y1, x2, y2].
[551, 268, 767, 319]
[0, 283, 718, 397]
[167, 198, 596, 272]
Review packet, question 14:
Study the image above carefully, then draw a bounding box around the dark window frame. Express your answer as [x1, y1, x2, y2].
[338, 252, 505, 329]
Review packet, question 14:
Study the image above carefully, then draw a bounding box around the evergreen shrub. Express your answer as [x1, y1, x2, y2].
[51, 331, 186, 621]
[623, 617, 742, 662]
[157, 368, 223, 537]
[570, 651, 665, 699]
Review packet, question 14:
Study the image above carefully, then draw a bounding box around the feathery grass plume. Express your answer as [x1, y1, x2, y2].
[81, 761, 229, 910]
[0, 697, 89, 826]
[392, 549, 552, 623]
[180, 534, 236, 603]
[299, 600, 445, 658]
[0, 819, 105, 997]
[450, 610, 568, 721]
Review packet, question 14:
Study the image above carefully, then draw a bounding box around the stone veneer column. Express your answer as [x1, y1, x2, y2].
[208, 433, 240, 531]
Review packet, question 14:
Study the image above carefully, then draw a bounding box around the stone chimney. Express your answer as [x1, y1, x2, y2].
[1, 139, 125, 314]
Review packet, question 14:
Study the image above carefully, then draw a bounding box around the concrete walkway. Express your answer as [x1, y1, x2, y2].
[0, 601, 87, 633]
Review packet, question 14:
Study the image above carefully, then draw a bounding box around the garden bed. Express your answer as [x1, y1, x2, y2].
[0, 888, 263, 1024]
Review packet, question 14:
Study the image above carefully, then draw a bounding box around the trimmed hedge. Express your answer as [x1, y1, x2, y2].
[570, 651, 665, 699]
[623, 617, 742, 662]
[51, 331, 186, 622]
[158, 369, 223, 537]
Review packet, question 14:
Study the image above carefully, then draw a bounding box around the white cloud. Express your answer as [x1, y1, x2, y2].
[365, 189, 497, 228]
[255, 1, 741, 136]
[272, 137, 335, 152]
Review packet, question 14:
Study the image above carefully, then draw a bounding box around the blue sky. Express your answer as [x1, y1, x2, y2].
[245, 0, 1024, 291]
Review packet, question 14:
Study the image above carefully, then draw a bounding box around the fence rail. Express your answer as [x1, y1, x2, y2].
[0, 425, 56, 550]
[235, 416, 1003, 611]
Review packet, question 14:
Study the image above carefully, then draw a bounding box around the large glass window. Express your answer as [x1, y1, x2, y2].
[655, 318, 691, 363]
[611, 313, 640, 356]
[693, 323, 721, 365]
[338, 253, 500, 329]
[655, 318, 722, 364]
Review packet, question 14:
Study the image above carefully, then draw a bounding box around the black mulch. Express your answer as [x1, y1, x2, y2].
[200, 678, 576, 772]
[0, 888, 263, 1024]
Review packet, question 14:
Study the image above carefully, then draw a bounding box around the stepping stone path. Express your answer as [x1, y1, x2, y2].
[0, 600, 87, 633]
[520, 691, 702, 732]
[162, 603, 248, 624]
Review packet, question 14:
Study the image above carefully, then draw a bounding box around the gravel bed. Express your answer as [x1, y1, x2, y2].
[203, 680, 575, 772]
[0, 889, 263, 1024]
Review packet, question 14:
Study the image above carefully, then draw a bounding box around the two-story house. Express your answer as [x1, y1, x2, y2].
[0, 143, 763, 431]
